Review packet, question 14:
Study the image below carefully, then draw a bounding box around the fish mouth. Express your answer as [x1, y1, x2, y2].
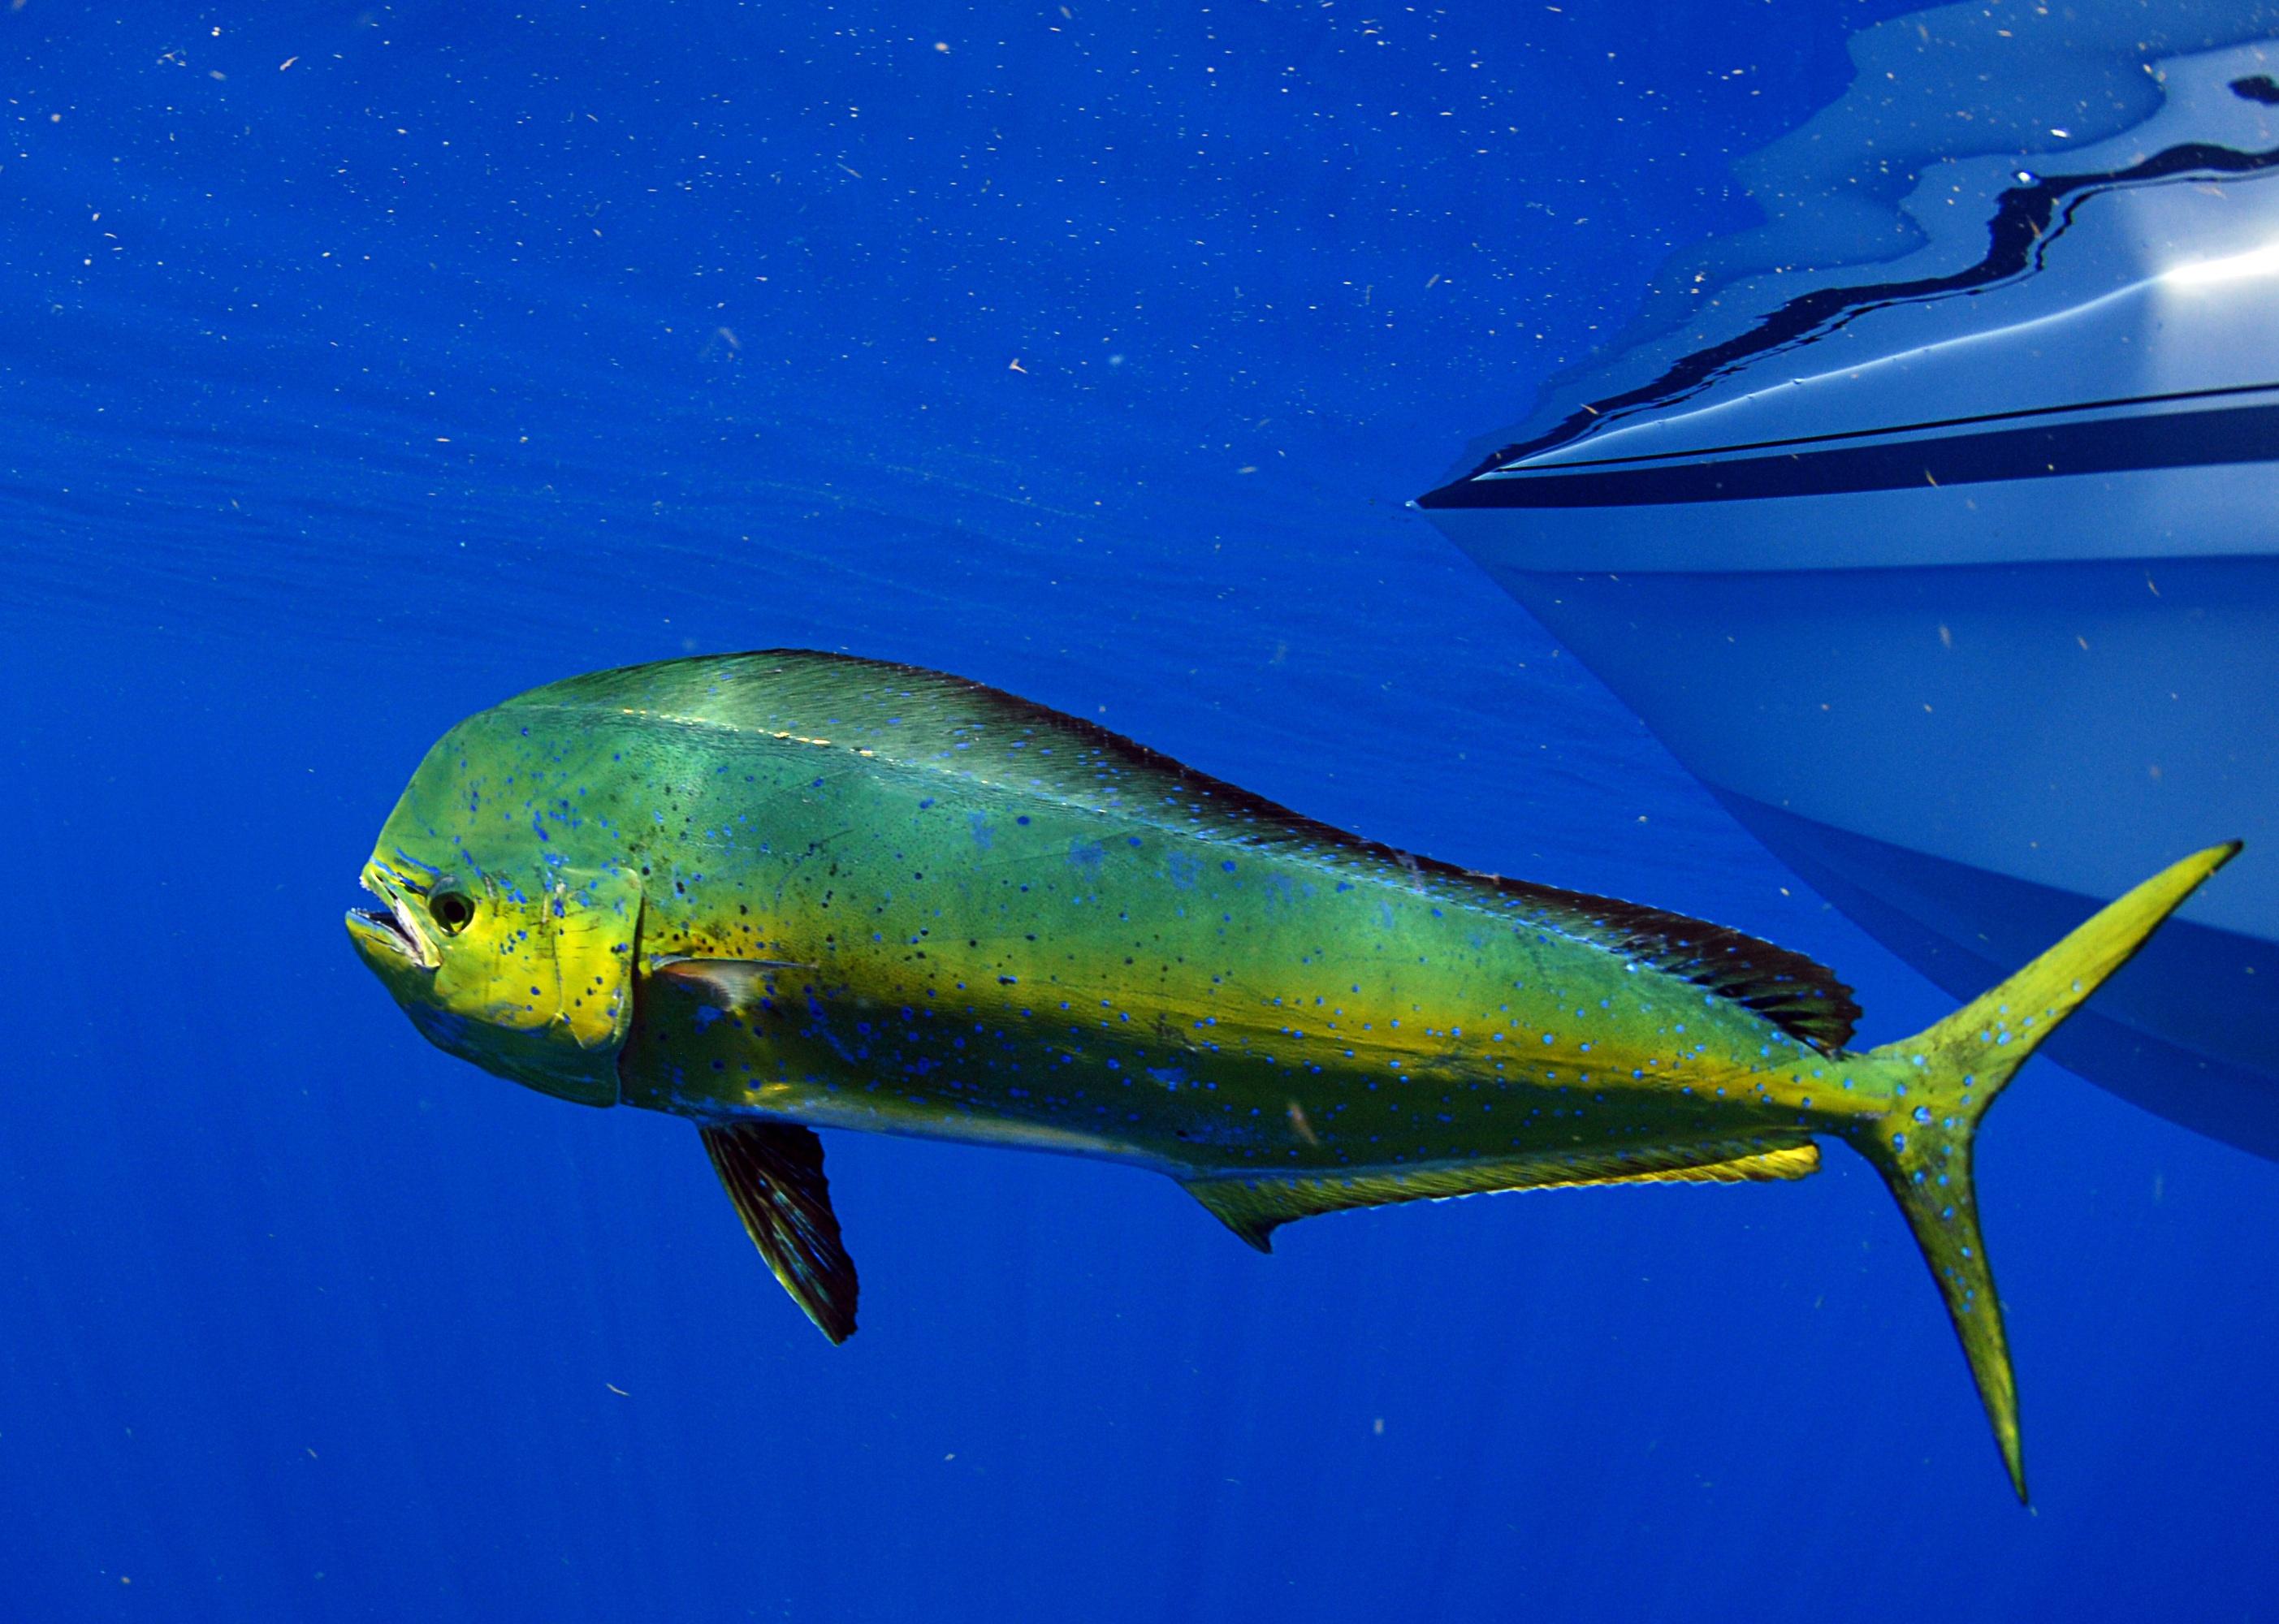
[346, 866, 439, 970]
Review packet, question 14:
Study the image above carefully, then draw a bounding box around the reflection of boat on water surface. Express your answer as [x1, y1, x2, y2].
[1419, 25, 2279, 1158]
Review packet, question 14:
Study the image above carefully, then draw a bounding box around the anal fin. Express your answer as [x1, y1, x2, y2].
[699, 1121, 859, 1343]
[1188, 1139, 1818, 1252]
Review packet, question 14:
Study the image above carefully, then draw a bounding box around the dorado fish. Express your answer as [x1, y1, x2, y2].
[346, 650, 2238, 1500]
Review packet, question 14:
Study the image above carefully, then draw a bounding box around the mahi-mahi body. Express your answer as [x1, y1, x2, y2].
[346, 650, 2238, 1501]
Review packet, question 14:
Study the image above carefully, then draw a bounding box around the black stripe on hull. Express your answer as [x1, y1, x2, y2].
[1425, 114, 2279, 497]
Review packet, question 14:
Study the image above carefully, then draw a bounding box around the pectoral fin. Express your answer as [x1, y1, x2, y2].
[1187, 1138, 1819, 1252]
[652, 957, 815, 1008]
[698, 1122, 858, 1344]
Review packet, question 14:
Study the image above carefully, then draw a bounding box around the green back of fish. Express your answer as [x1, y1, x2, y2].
[511, 652, 1855, 1041]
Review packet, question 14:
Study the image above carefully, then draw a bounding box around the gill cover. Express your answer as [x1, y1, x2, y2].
[436, 863, 642, 1107]
[354, 851, 645, 1109]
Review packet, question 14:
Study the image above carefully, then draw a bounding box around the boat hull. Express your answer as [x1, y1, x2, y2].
[1418, 41, 2279, 1158]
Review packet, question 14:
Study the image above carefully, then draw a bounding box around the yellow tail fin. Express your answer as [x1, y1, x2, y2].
[1850, 840, 2241, 1502]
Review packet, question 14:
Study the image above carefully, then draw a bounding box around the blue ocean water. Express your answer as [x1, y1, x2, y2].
[4, 3, 2277, 1618]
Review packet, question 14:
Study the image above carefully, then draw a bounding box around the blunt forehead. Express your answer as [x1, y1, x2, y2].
[389, 705, 625, 872]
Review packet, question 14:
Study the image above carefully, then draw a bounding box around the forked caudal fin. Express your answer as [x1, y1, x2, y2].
[1851, 840, 2241, 1504]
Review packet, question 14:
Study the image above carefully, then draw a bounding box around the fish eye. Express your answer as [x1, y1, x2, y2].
[428, 888, 477, 935]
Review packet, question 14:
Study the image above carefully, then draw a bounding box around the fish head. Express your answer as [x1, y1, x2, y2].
[347, 713, 642, 1108]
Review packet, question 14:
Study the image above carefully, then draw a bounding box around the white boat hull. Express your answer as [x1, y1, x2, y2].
[1420, 39, 2279, 1156]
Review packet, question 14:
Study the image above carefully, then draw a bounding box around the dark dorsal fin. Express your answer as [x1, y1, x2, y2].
[698, 1122, 858, 1344]
[1490, 879, 1859, 1052]
[522, 650, 1859, 1052]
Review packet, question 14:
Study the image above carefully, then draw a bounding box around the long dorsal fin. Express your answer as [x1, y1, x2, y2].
[519, 650, 1859, 1052]
[698, 1122, 858, 1343]
[1188, 1138, 1820, 1252]
[1493, 880, 1860, 1052]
